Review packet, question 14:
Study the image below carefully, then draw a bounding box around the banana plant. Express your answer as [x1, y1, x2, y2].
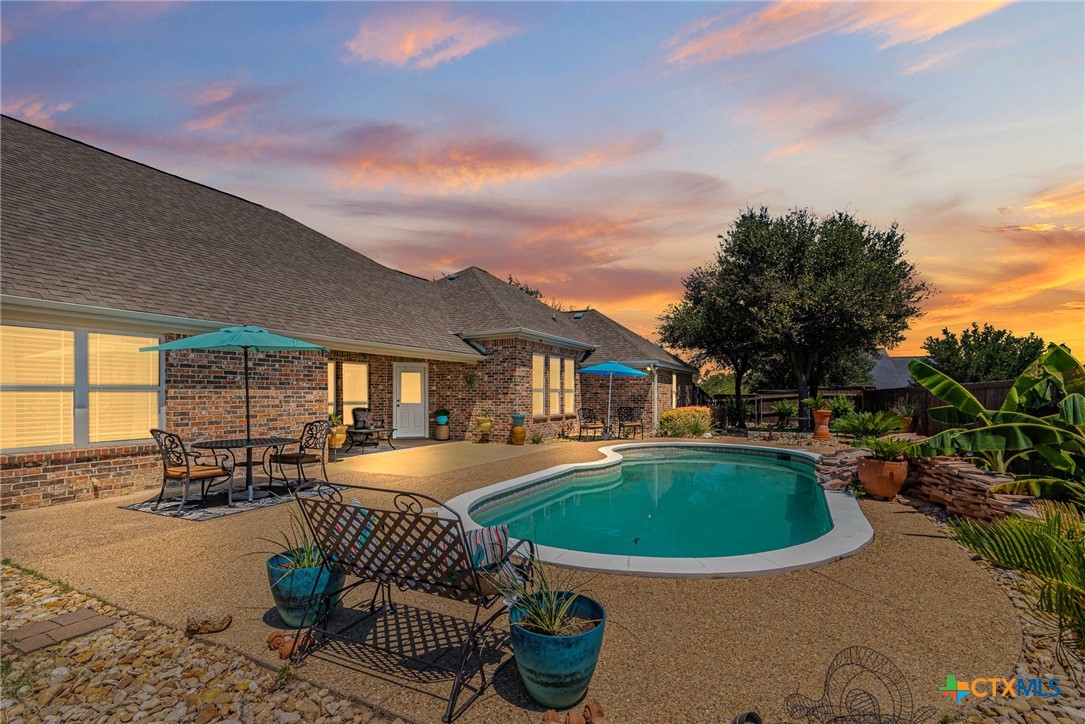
[909, 344, 1085, 505]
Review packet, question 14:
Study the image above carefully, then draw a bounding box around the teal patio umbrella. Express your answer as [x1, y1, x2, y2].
[141, 326, 328, 441]
[578, 361, 648, 440]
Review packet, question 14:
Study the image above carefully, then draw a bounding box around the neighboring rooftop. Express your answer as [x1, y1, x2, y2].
[564, 308, 696, 372]
[871, 349, 920, 389]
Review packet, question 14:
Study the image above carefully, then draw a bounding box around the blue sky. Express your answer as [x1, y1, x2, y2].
[2, 1, 1083, 353]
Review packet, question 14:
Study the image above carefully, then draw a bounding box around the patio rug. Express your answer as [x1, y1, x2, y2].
[121, 484, 342, 522]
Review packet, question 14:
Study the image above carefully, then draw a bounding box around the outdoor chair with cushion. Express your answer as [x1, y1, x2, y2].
[616, 406, 644, 439]
[343, 408, 396, 453]
[293, 484, 536, 723]
[150, 429, 236, 515]
[577, 408, 605, 441]
[264, 419, 330, 487]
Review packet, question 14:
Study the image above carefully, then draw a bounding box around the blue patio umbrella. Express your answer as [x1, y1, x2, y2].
[578, 361, 648, 440]
[141, 326, 328, 441]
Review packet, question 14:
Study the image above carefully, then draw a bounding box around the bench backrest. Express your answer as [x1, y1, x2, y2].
[296, 485, 484, 603]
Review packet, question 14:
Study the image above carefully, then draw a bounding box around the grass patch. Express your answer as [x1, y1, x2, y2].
[273, 663, 292, 690]
[1, 659, 44, 699]
[3, 559, 75, 595]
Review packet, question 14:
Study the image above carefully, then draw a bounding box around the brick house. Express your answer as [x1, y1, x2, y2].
[0, 116, 695, 510]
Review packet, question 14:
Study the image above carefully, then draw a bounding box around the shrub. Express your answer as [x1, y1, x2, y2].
[889, 397, 920, 419]
[718, 396, 755, 426]
[772, 401, 798, 427]
[659, 406, 713, 437]
[833, 411, 903, 438]
[855, 436, 912, 461]
[827, 394, 855, 418]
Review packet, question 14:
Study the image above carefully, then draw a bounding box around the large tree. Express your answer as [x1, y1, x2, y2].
[659, 263, 765, 429]
[708, 207, 930, 429]
[922, 322, 1045, 383]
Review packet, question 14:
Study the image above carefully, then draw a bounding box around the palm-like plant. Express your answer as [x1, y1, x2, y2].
[909, 344, 1085, 505]
[833, 411, 903, 438]
[952, 502, 1085, 672]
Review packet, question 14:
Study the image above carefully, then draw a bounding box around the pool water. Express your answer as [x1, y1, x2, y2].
[473, 449, 833, 558]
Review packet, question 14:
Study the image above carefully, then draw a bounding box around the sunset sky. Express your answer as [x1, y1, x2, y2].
[2, 1, 1082, 355]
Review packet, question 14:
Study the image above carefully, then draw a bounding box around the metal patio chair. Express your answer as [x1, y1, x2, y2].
[616, 406, 644, 439]
[150, 429, 236, 514]
[577, 407, 605, 441]
[264, 419, 330, 487]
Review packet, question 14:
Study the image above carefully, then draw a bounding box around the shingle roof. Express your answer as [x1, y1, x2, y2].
[0, 116, 477, 357]
[871, 349, 919, 389]
[564, 309, 696, 372]
[436, 267, 592, 346]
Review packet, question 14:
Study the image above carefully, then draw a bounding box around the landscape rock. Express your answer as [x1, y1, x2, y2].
[186, 606, 233, 635]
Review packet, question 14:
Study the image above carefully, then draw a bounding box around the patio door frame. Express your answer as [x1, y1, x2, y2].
[392, 362, 428, 439]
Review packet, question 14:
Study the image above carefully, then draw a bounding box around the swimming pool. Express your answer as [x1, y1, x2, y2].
[446, 443, 873, 577]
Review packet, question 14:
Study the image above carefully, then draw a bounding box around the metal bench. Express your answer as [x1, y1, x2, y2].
[292, 484, 535, 722]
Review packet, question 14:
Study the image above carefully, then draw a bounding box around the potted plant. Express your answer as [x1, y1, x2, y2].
[855, 436, 912, 500]
[327, 412, 347, 450]
[771, 401, 798, 429]
[801, 394, 833, 440]
[827, 394, 855, 419]
[495, 565, 605, 709]
[434, 408, 451, 441]
[890, 397, 920, 433]
[258, 507, 345, 628]
[477, 409, 494, 435]
[510, 412, 527, 445]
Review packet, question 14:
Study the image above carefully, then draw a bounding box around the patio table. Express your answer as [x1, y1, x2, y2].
[192, 437, 297, 502]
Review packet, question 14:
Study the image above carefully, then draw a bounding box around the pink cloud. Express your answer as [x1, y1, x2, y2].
[3, 96, 73, 129]
[666, 2, 1010, 67]
[344, 7, 519, 70]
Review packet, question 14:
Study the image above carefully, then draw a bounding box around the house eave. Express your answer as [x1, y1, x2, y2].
[1, 295, 485, 362]
[460, 327, 597, 351]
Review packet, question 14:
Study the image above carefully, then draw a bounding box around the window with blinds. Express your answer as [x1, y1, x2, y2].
[563, 359, 575, 413]
[548, 357, 561, 413]
[531, 354, 545, 415]
[0, 325, 162, 451]
[327, 361, 337, 416]
[342, 362, 369, 422]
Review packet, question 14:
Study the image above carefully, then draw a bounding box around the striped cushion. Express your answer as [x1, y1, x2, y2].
[463, 525, 509, 568]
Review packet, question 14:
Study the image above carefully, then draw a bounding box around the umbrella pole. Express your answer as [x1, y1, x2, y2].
[243, 346, 252, 442]
[605, 373, 613, 440]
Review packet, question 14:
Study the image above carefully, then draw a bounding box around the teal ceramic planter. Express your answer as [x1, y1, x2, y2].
[509, 593, 606, 709]
[436, 414, 449, 425]
[266, 552, 345, 628]
[511, 413, 526, 427]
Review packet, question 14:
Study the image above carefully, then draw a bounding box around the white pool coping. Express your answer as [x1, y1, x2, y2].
[445, 442, 874, 578]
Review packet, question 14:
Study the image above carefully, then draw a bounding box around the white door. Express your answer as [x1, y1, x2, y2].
[393, 363, 427, 438]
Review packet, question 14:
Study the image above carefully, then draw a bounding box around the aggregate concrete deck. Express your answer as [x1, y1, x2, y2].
[0, 438, 1021, 722]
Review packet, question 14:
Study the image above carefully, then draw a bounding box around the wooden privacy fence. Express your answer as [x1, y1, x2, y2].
[691, 381, 1015, 435]
[860, 381, 1014, 436]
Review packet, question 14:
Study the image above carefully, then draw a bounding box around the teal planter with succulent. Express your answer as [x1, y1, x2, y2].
[257, 506, 343, 628]
[435, 408, 450, 425]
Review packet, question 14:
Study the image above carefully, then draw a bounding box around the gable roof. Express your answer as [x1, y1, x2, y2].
[0, 115, 478, 358]
[436, 267, 594, 349]
[564, 309, 697, 373]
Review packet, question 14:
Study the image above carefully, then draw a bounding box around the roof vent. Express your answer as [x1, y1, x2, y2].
[446, 273, 460, 281]
[572, 312, 584, 320]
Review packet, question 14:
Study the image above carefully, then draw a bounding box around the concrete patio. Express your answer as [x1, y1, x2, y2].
[0, 438, 1021, 722]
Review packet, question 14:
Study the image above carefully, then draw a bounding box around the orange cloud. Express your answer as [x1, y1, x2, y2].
[1023, 181, 1085, 218]
[3, 96, 72, 129]
[666, 2, 1010, 67]
[344, 7, 519, 70]
[333, 128, 661, 193]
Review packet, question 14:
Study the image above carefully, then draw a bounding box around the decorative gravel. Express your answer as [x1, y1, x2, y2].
[0, 564, 407, 724]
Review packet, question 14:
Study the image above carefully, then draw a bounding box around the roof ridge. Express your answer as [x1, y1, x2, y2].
[466, 267, 516, 328]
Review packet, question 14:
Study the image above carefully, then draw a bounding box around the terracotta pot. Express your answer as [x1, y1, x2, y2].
[900, 417, 916, 433]
[327, 425, 347, 449]
[811, 409, 832, 440]
[857, 458, 909, 500]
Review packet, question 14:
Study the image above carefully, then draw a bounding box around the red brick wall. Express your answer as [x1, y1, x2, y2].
[1, 341, 327, 512]
[578, 369, 693, 435]
[330, 339, 584, 443]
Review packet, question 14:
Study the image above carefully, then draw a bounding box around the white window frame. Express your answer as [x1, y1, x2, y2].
[671, 372, 678, 409]
[327, 361, 337, 417]
[1, 323, 165, 452]
[341, 361, 370, 418]
[531, 354, 546, 417]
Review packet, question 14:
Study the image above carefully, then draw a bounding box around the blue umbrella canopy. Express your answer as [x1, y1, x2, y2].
[142, 326, 327, 440]
[578, 361, 648, 378]
[578, 361, 649, 438]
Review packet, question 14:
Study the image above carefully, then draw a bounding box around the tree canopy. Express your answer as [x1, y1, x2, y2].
[922, 322, 1045, 383]
[660, 206, 930, 429]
